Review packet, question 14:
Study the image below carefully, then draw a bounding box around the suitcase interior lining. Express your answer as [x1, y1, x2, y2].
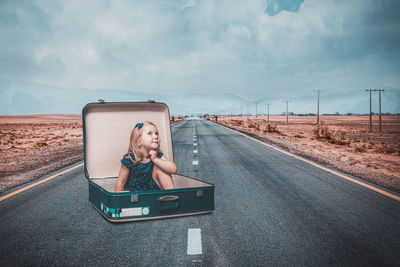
[91, 174, 212, 193]
[84, 102, 173, 179]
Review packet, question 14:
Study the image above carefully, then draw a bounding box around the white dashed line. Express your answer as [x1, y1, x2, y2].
[193, 143, 197, 146]
[187, 228, 202, 255]
[193, 150, 198, 153]
[192, 160, 198, 165]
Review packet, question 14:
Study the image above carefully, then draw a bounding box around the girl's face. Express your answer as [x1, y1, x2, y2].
[139, 124, 159, 150]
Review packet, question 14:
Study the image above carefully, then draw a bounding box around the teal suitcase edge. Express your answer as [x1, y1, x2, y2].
[88, 180, 214, 223]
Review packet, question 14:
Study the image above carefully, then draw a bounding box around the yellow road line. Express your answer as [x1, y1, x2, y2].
[217, 122, 400, 202]
[0, 163, 84, 203]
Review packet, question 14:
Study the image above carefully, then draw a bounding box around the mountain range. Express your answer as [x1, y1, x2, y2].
[1, 80, 399, 115]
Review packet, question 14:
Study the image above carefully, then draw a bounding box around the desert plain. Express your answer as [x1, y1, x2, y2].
[0, 115, 185, 194]
[207, 115, 400, 193]
[0, 114, 399, 194]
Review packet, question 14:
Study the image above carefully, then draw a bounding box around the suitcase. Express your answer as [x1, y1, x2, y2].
[82, 101, 214, 222]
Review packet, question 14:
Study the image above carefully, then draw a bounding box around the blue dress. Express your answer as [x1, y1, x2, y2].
[121, 152, 163, 192]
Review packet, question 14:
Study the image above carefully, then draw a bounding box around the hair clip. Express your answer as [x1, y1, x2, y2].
[135, 123, 144, 129]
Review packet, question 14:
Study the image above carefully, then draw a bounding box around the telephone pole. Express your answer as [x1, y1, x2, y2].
[256, 102, 258, 118]
[365, 89, 384, 133]
[247, 104, 249, 120]
[282, 100, 291, 124]
[366, 89, 372, 132]
[314, 89, 325, 124]
[377, 89, 385, 132]
[265, 104, 271, 122]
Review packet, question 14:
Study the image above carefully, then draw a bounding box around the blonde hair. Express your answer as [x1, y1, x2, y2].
[125, 121, 159, 165]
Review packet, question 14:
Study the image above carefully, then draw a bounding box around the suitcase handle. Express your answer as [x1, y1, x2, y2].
[158, 195, 180, 213]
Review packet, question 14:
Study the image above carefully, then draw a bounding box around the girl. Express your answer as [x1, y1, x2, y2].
[114, 122, 177, 192]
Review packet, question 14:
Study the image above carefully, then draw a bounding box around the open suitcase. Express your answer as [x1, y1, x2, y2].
[82, 101, 214, 222]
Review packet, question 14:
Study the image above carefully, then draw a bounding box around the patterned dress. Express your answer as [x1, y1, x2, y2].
[121, 152, 163, 192]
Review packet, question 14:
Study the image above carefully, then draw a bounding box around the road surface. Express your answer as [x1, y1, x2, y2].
[1, 119, 399, 266]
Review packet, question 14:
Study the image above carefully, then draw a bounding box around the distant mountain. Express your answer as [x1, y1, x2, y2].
[0, 80, 399, 115]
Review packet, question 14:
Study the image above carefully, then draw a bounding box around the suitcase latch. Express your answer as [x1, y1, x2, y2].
[196, 190, 204, 197]
[131, 194, 138, 202]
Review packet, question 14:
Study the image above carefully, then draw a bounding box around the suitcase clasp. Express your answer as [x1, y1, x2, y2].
[131, 194, 138, 203]
[196, 189, 204, 197]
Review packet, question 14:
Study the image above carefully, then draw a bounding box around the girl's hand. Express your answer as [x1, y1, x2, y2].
[149, 150, 158, 161]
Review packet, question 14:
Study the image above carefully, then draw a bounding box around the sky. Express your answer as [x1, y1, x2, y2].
[0, 0, 399, 115]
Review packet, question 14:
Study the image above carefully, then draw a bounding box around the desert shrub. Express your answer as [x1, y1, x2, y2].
[312, 125, 320, 138]
[266, 124, 279, 133]
[333, 139, 350, 146]
[321, 124, 333, 140]
[383, 146, 396, 154]
[313, 122, 332, 139]
[337, 130, 346, 140]
[248, 122, 257, 128]
[34, 142, 48, 148]
[374, 145, 397, 154]
[230, 120, 242, 127]
[354, 144, 367, 152]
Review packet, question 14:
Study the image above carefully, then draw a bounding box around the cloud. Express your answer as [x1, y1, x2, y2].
[265, 0, 305, 16]
[0, 0, 399, 115]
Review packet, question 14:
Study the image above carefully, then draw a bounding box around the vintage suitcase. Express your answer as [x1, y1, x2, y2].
[82, 101, 214, 222]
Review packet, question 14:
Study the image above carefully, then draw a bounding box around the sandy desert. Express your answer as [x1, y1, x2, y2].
[206, 115, 400, 193]
[0, 115, 184, 193]
[1, 114, 399, 194]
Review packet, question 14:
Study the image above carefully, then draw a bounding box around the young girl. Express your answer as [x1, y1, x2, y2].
[114, 122, 177, 192]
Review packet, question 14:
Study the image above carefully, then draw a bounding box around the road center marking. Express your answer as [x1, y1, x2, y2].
[187, 228, 202, 255]
[193, 150, 198, 153]
[192, 160, 199, 165]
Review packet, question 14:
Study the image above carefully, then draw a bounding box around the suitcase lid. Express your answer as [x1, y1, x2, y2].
[82, 101, 174, 179]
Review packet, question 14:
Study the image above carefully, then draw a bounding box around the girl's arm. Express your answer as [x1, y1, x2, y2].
[151, 152, 177, 175]
[114, 165, 130, 192]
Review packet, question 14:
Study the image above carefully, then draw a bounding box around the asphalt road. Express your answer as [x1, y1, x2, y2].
[1, 119, 399, 266]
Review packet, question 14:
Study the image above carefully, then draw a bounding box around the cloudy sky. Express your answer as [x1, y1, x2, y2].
[0, 0, 399, 115]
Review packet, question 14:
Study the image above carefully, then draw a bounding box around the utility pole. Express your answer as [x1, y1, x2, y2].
[377, 89, 385, 132]
[265, 104, 271, 122]
[313, 89, 325, 124]
[366, 89, 372, 132]
[282, 100, 291, 124]
[247, 104, 249, 120]
[240, 106, 243, 117]
[256, 102, 258, 118]
[365, 89, 384, 132]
